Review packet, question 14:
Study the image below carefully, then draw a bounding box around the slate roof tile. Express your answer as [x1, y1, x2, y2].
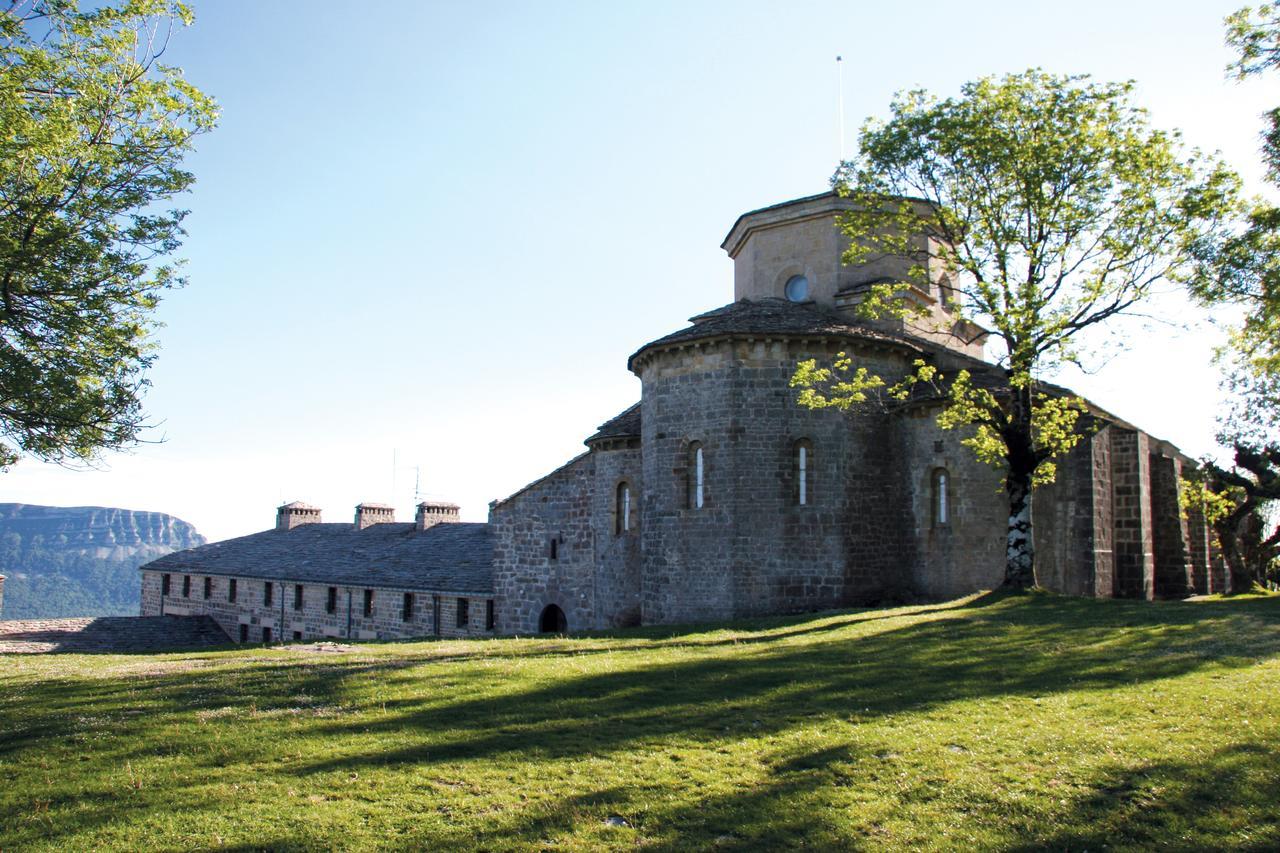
[142, 522, 493, 594]
[628, 298, 921, 369]
[586, 402, 641, 443]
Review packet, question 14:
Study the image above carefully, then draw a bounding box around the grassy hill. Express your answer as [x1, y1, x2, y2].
[0, 591, 1277, 851]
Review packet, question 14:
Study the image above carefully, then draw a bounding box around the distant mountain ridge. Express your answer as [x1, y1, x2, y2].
[0, 503, 205, 619]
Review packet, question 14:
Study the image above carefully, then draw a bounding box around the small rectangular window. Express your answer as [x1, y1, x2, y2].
[402, 592, 414, 621]
[456, 598, 469, 628]
[238, 623, 248, 642]
[294, 584, 303, 611]
[326, 586, 337, 614]
[229, 578, 238, 602]
[203, 576, 211, 599]
[182, 575, 191, 598]
[549, 537, 558, 560]
[485, 599, 495, 631]
[262, 626, 272, 644]
[264, 582, 273, 607]
[363, 589, 374, 617]
[161, 573, 171, 596]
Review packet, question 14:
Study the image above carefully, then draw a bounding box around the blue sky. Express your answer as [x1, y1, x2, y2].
[3, 0, 1274, 540]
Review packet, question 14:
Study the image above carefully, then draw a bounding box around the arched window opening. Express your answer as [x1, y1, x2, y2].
[615, 481, 632, 535]
[539, 603, 568, 633]
[932, 468, 950, 526]
[687, 441, 705, 509]
[794, 439, 813, 506]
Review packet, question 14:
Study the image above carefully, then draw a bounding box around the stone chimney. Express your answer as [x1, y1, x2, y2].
[276, 501, 322, 531]
[416, 501, 460, 531]
[354, 502, 396, 530]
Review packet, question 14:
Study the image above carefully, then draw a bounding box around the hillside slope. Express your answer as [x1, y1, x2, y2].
[0, 503, 205, 618]
[0, 591, 1277, 851]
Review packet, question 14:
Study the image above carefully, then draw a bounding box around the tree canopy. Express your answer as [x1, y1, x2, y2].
[791, 70, 1242, 588]
[1176, 3, 1280, 592]
[0, 0, 216, 469]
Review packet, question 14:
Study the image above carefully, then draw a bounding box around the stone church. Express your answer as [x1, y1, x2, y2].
[140, 191, 1224, 642]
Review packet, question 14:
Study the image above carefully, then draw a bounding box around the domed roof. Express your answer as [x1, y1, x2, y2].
[627, 298, 921, 371]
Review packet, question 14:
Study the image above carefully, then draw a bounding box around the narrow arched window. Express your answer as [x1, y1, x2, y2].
[794, 439, 813, 505]
[932, 468, 949, 526]
[615, 481, 632, 535]
[687, 442, 705, 509]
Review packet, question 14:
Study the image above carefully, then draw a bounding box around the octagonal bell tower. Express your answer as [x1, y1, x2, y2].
[721, 191, 986, 358]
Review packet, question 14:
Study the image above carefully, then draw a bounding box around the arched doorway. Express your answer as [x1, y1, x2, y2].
[539, 604, 567, 633]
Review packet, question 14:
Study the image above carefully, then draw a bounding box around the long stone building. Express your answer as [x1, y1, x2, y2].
[141, 191, 1226, 642]
[142, 501, 495, 642]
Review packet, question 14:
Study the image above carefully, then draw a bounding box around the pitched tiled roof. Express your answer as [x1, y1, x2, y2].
[586, 402, 641, 444]
[142, 522, 493, 594]
[628, 298, 921, 370]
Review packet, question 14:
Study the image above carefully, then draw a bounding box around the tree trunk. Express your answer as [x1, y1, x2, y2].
[1002, 370, 1037, 590]
[1212, 510, 1255, 595]
[1004, 467, 1035, 589]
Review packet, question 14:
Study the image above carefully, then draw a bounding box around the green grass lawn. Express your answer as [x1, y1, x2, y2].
[1, 590, 1278, 851]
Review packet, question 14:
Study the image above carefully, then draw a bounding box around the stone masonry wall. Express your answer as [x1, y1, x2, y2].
[729, 339, 899, 614]
[902, 411, 1005, 599]
[1033, 420, 1112, 597]
[637, 337, 916, 624]
[489, 453, 599, 634]
[590, 444, 644, 628]
[638, 343, 739, 625]
[1111, 428, 1155, 599]
[1089, 426, 1116, 598]
[1185, 498, 1212, 595]
[1150, 451, 1193, 599]
[141, 570, 493, 642]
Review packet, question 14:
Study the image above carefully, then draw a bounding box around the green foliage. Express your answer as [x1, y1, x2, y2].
[1180, 472, 1240, 527]
[1, 594, 1278, 849]
[794, 70, 1237, 586]
[792, 355, 1083, 488]
[1226, 3, 1280, 182]
[1193, 5, 1280, 451]
[0, 0, 216, 469]
[1184, 445, 1280, 590]
[832, 70, 1238, 376]
[0, 551, 144, 618]
[1171, 6, 1280, 592]
[1227, 2, 1280, 79]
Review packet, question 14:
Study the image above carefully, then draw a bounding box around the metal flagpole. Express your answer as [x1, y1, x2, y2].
[836, 55, 845, 164]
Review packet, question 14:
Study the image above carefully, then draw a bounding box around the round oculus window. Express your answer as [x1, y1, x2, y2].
[784, 274, 809, 302]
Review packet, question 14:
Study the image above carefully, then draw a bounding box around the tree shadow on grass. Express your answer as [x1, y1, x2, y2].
[1, 593, 1277, 849]
[0, 592, 1004, 761]
[335, 739, 1280, 851]
[285, 593, 1280, 774]
[1009, 742, 1280, 851]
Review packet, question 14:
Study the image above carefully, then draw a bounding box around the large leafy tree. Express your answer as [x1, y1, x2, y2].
[791, 70, 1241, 589]
[0, 0, 216, 469]
[1179, 4, 1280, 592]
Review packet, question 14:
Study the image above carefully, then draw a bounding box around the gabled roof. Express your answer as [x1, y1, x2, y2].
[628, 297, 921, 371]
[142, 522, 494, 594]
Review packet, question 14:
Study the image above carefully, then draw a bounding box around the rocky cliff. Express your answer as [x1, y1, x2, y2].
[0, 503, 205, 619]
